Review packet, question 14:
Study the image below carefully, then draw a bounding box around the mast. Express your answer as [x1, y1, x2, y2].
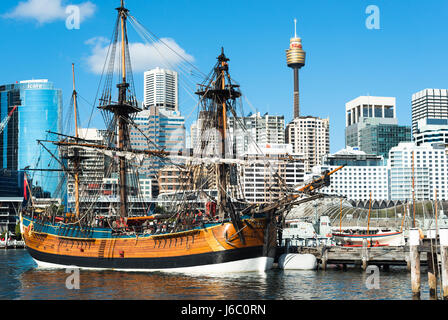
[194, 48, 243, 239]
[72, 63, 80, 218]
[412, 150, 416, 228]
[367, 191, 372, 235]
[339, 198, 342, 232]
[217, 49, 229, 218]
[98, 0, 140, 218]
[117, 0, 129, 218]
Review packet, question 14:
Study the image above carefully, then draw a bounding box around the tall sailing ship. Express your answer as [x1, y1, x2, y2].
[20, 1, 341, 272]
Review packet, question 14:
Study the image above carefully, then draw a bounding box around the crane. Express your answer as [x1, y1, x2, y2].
[0, 106, 18, 135]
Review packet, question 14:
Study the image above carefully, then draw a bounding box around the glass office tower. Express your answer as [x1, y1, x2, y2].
[0, 80, 62, 198]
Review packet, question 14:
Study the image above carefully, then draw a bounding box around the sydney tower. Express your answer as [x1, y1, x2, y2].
[286, 19, 306, 119]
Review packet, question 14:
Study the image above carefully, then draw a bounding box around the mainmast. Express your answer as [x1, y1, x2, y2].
[98, 0, 140, 217]
[117, 0, 129, 218]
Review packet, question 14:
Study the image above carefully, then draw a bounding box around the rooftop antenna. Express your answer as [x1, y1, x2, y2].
[294, 18, 297, 38]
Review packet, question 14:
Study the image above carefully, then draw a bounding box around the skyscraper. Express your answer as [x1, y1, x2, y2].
[131, 68, 185, 196]
[144, 67, 178, 111]
[285, 116, 330, 173]
[412, 89, 448, 136]
[414, 118, 448, 146]
[228, 112, 285, 156]
[130, 107, 185, 178]
[0, 79, 62, 197]
[345, 96, 411, 159]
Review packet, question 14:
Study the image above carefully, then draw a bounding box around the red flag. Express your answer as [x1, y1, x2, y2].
[24, 175, 28, 200]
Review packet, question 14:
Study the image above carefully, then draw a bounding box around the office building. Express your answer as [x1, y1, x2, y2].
[285, 116, 330, 173]
[308, 147, 389, 201]
[242, 143, 304, 203]
[0, 169, 25, 233]
[131, 107, 185, 184]
[389, 142, 448, 201]
[66, 128, 106, 206]
[0, 79, 62, 198]
[132, 68, 185, 197]
[135, 66, 185, 168]
[157, 165, 191, 194]
[227, 112, 285, 156]
[412, 89, 448, 136]
[144, 67, 178, 111]
[414, 118, 448, 146]
[345, 96, 411, 159]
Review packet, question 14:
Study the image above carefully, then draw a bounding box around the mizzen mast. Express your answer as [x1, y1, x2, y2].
[195, 49, 242, 219]
[72, 63, 80, 218]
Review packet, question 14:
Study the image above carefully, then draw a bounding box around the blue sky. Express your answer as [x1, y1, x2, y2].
[1, 0, 448, 152]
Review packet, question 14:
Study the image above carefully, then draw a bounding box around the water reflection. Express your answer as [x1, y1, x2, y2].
[18, 268, 273, 300]
[0, 250, 432, 300]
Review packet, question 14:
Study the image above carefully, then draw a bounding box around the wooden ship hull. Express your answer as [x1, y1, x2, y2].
[20, 213, 277, 273]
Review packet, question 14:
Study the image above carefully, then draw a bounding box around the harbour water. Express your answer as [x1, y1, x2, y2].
[0, 249, 432, 300]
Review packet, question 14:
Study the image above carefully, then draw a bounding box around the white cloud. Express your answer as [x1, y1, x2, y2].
[2, 0, 96, 24]
[85, 37, 195, 74]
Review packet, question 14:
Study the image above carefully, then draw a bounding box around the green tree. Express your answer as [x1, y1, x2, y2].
[15, 223, 22, 240]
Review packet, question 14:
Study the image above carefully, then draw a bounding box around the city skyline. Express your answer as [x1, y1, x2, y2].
[1, 0, 448, 153]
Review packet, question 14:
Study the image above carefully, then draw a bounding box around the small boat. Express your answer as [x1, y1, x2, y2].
[331, 227, 405, 247]
[278, 253, 317, 270]
[333, 192, 405, 247]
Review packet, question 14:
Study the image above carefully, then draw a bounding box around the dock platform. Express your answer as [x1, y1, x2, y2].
[0, 241, 25, 249]
[275, 240, 443, 269]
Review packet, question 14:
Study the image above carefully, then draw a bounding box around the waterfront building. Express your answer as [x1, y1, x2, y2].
[241, 143, 304, 203]
[414, 118, 448, 146]
[0, 79, 62, 198]
[308, 147, 389, 201]
[66, 128, 106, 206]
[144, 67, 178, 111]
[227, 112, 285, 156]
[285, 116, 330, 173]
[389, 142, 448, 201]
[157, 165, 191, 194]
[412, 89, 448, 136]
[0, 169, 25, 233]
[345, 95, 411, 159]
[64, 127, 156, 214]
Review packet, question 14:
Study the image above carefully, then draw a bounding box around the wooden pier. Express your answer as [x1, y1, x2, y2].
[0, 241, 25, 249]
[276, 227, 448, 300]
[276, 244, 424, 269]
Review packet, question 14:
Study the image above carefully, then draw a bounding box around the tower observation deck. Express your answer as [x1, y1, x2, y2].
[286, 19, 306, 119]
